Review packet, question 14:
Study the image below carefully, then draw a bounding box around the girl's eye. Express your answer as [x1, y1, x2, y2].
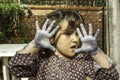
[64, 32, 71, 35]
[75, 32, 78, 36]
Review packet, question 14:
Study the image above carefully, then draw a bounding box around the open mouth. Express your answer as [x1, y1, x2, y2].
[70, 45, 78, 51]
[70, 45, 77, 48]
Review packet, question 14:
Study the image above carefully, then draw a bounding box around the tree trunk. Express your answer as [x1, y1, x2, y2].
[108, 0, 120, 79]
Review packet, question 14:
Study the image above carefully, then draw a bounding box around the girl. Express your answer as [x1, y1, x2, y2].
[8, 10, 119, 80]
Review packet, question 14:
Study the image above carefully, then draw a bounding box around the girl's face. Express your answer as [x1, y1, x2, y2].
[54, 19, 80, 58]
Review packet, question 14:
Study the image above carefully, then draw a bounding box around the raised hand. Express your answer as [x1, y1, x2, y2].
[34, 19, 59, 52]
[74, 23, 100, 55]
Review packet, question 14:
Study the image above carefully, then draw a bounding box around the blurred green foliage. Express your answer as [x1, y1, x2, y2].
[20, 0, 105, 7]
[0, 3, 24, 43]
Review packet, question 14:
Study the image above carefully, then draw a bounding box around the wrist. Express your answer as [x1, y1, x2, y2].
[90, 47, 101, 55]
[18, 40, 40, 55]
[33, 39, 41, 49]
[92, 50, 111, 68]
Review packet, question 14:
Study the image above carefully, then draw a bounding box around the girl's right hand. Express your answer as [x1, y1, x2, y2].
[34, 19, 59, 52]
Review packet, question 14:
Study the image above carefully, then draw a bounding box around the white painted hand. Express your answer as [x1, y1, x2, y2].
[74, 23, 100, 55]
[34, 19, 59, 52]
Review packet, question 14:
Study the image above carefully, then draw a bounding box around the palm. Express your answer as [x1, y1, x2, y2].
[74, 23, 100, 54]
[34, 19, 59, 51]
[80, 36, 97, 53]
[35, 30, 51, 48]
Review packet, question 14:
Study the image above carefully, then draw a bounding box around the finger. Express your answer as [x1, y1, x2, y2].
[76, 28, 83, 39]
[48, 45, 56, 52]
[49, 26, 59, 37]
[42, 19, 49, 30]
[94, 29, 100, 38]
[80, 23, 87, 36]
[47, 20, 56, 32]
[89, 23, 92, 36]
[74, 48, 85, 54]
[35, 20, 41, 33]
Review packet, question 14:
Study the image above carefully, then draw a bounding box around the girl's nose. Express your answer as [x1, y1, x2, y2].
[71, 33, 78, 42]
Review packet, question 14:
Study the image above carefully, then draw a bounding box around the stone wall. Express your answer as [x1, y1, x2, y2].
[19, 8, 105, 50]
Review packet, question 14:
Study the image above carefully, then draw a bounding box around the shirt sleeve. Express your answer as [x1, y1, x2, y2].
[84, 54, 119, 80]
[94, 64, 119, 80]
[8, 53, 40, 77]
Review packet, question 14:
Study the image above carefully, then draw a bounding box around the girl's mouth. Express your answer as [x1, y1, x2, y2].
[70, 45, 78, 51]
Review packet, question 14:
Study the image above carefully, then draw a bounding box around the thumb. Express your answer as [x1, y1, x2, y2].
[35, 20, 41, 33]
[74, 48, 86, 54]
[48, 45, 56, 52]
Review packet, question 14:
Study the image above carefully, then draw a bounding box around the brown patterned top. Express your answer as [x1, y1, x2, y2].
[8, 53, 119, 80]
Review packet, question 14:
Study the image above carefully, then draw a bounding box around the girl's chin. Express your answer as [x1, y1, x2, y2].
[55, 50, 75, 58]
[64, 52, 75, 57]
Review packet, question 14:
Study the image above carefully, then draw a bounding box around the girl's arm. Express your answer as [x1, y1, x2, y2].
[18, 40, 39, 55]
[84, 53, 119, 80]
[8, 51, 40, 77]
[91, 48, 110, 68]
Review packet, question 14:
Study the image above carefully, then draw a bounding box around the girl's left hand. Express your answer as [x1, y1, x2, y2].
[74, 23, 100, 55]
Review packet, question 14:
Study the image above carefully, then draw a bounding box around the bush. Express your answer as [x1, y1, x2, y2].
[0, 3, 24, 43]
